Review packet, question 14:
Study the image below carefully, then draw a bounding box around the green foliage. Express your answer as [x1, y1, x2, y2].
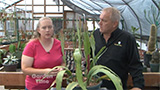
[3, 42, 26, 65]
[144, 1, 160, 49]
[130, 26, 140, 47]
[73, 48, 87, 90]
[2, 44, 18, 65]
[131, 26, 140, 35]
[59, 30, 66, 64]
[13, 41, 26, 59]
[2, 55, 19, 65]
[42, 18, 123, 90]
[0, 49, 7, 64]
[9, 44, 16, 54]
[147, 24, 157, 54]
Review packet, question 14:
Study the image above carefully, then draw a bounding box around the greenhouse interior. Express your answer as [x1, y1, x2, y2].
[0, 0, 159, 90]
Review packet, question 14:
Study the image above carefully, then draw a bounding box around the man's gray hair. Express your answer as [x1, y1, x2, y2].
[102, 7, 120, 22]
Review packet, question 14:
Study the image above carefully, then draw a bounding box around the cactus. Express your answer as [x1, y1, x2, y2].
[9, 44, 16, 54]
[146, 24, 157, 54]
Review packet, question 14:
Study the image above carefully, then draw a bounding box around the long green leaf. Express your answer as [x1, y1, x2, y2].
[89, 33, 96, 66]
[41, 66, 72, 90]
[94, 46, 107, 64]
[41, 66, 71, 82]
[56, 70, 66, 90]
[90, 34, 95, 58]
[88, 65, 119, 78]
[66, 82, 79, 90]
[17, 41, 21, 50]
[87, 65, 122, 90]
[87, 65, 120, 84]
[73, 48, 87, 90]
[83, 31, 91, 73]
[91, 68, 123, 90]
[83, 31, 90, 61]
[90, 46, 106, 69]
[47, 80, 56, 90]
[77, 18, 82, 50]
[60, 30, 66, 64]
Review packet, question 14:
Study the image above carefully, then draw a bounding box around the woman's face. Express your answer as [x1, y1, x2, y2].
[38, 19, 54, 39]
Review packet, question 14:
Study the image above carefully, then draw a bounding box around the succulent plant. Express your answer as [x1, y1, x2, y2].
[146, 24, 157, 54]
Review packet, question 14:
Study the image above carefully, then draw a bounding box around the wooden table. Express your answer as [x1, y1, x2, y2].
[128, 72, 160, 90]
[0, 71, 25, 89]
[0, 71, 159, 89]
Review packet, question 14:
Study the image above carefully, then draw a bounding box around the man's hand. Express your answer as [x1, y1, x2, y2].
[130, 87, 141, 90]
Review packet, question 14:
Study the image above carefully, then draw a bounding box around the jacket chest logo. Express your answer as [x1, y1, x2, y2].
[114, 41, 122, 47]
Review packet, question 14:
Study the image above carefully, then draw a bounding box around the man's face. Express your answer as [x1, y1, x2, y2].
[98, 11, 115, 34]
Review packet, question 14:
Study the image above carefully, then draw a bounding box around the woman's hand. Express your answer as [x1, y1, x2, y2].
[46, 68, 63, 76]
[130, 88, 141, 90]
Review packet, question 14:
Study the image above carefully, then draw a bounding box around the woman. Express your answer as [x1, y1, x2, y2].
[21, 17, 64, 90]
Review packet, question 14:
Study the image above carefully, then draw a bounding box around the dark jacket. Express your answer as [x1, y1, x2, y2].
[93, 28, 144, 89]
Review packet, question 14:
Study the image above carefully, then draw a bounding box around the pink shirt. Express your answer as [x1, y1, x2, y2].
[23, 38, 63, 90]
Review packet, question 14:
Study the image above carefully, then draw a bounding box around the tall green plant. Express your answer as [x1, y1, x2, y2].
[42, 17, 123, 90]
[146, 24, 157, 54]
[144, 2, 160, 49]
[59, 30, 66, 64]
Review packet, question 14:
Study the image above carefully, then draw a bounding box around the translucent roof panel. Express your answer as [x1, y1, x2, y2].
[61, 0, 160, 37]
[0, 0, 22, 10]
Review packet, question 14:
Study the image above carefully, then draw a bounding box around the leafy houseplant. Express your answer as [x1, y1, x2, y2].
[13, 41, 26, 68]
[42, 18, 123, 90]
[0, 49, 7, 67]
[2, 44, 19, 71]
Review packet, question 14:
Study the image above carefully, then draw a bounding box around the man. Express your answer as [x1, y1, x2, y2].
[94, 7, 144, 90]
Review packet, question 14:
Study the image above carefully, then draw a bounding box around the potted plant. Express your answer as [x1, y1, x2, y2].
[150, 50, 160, 72]
[42, 18, 123, 90]
[0, 49, 7, 67]
[2, 44, 19, 71]
[13, 41, 26, 68]
[145, 24, 160, 72]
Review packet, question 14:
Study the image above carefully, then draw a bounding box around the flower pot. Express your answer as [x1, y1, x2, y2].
[3, 63, 18, 72]
[73, 81, 102, 90]
[17, 59, 21, 69]
[144, 52, 152, 67]
[143, 65, 147, 72]
[150, 63, 160, 72]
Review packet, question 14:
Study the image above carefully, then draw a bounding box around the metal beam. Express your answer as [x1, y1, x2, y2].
[5, 0, 24, 9]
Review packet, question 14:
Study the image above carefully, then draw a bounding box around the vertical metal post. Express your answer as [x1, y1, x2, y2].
[14, 5, 19, 41]
[16, 17, 19, 41]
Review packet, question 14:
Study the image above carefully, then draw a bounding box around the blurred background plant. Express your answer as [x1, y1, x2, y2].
[144, 1, 160, 49]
